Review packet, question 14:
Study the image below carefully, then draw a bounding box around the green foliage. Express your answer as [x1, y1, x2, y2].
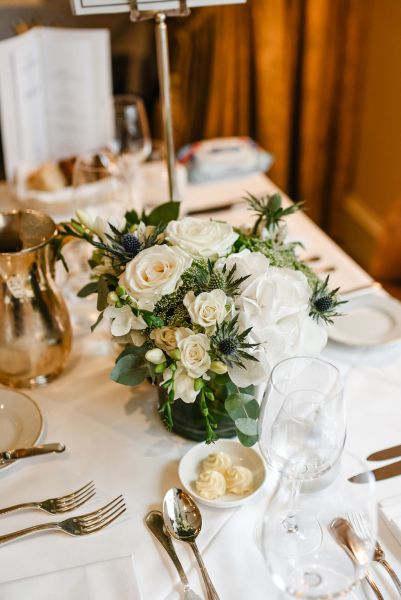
[111, 345, 149, 386]
[246, 192, 303, 235]
[144, 202, 180, 226]
[96, 276, 109, 311]
[77, 281, 98, 298]
[225, 392, 259, 446]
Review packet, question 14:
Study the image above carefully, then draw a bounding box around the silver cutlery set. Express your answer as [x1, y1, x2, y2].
[0, 481, 126, 545]
[146, 487, 219, 600]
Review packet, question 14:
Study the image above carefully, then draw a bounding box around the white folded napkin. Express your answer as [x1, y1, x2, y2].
[379, 494, 401, 544]
[0, 555, 141, 600]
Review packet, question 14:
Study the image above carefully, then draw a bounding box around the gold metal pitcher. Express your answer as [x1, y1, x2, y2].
[0, 209, 72, 388]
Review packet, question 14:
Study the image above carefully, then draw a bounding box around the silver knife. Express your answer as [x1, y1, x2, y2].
[349, 459, 401, 483]
[367, 444, 401, 461]
[0, 443, 65, 462]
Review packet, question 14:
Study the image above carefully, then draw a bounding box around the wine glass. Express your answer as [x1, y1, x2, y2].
[259, 452, 377, 599]
[259, 356, 345, 553]
[112, 94, 152, 214]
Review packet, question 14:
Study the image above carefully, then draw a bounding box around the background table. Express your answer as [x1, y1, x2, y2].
[1, 174, 400, 599]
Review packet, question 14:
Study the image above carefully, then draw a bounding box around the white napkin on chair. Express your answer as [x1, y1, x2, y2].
[0, 555, 141, 600]
[379, 494, 401, 544]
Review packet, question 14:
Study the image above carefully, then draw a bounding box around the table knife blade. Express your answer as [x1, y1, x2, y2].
[349, 459, 401, 483]
[0, 443, 65, 462]
[367, 444, 401, 461]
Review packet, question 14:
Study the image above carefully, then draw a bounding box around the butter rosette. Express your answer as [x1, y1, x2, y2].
[195, 469, 226, 499]
[200, 451, 232, 474]
[225, 466, 254, 495]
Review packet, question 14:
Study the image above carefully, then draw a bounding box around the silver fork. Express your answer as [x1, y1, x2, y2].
[348, 511, 401, 596]
[0, 481, 95, 516]
[0, 495, 126, 546]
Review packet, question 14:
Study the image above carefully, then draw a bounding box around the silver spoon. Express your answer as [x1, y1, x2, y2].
[329, 518, 384, 600]
[145, 510, 202, 600]
[163, 488, 220, 600]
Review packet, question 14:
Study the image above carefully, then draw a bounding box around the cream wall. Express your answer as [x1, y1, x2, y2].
[342, 0, 401, 271]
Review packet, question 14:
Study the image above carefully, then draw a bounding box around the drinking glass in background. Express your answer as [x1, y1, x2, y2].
[259, 453, 376, 599]
[112, 94, 152, 214]
[60, 149, 129, 345]
[258, 357, 345, 553]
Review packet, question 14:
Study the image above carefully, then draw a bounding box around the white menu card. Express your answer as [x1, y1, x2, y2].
[0, 27, 113, 180]
[71, 0, 244, 15]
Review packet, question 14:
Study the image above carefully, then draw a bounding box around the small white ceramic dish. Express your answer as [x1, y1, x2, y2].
[0, 388, 43, 471]
[178, 439, 266, 508]
[328, 290, 401, 347]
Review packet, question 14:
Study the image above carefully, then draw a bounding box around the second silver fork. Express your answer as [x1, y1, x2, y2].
[0, 481, 95, 516]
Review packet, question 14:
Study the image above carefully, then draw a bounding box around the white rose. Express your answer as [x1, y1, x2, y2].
[183, 290, 228, 331]
[163, 365, 198, 404]
[119, 245, 192, 309]
[103, 304, 146, 337]
[150, 326, 192, 351]
[145, 348, 165, 364]
[178, 333, 211, 378]
[165, 217, 238, 259]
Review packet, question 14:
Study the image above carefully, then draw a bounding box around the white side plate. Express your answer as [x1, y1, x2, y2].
[179, 439, 266, 509]
[329, 290, 401, 347]
[0, 389, 43, 471]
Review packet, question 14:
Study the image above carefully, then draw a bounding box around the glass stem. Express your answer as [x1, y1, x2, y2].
[282, 479, 302, 535]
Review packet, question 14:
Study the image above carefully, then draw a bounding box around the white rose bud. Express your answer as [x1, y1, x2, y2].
[209, 360, 228, 375]
[145, 348, 166, 364]
[75, 209, 95, 231]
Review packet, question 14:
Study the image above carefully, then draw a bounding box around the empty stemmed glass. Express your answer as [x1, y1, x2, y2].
[259, 453, 376, 598]
[112, 94, 152, 213]
[259, 356, 345, 553]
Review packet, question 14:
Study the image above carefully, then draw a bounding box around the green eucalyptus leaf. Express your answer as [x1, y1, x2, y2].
[115, 345, 147, 364]
[236, 429, 258, 447]
[77, 281, 98, 298]
[225, 393, 259, 421]
[96, 276, 109, 311]
[235, 417, 258, 436]
[146, 202, 180, 226]
[110, 355, 148, 386]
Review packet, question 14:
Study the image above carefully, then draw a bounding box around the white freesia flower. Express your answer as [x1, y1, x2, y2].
[165, 217, 238, 259]
[228, 346, 270, 388]
[150, 326, 192, 351]
[178, 333, 211, 378]
[183, 290, 228, 331]
[75, 211, 125, 243]
[103, 304, 146, 337]
[119, 245, 192, 309]
[162, 365, 198, 404]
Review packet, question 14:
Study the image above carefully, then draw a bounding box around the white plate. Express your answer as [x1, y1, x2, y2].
[0, 389, 43, 471]
[178, 439, 266, 509]
[328, 290, 401, 347]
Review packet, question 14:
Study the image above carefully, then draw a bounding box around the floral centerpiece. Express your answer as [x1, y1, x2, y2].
[60, 194, 342, 445]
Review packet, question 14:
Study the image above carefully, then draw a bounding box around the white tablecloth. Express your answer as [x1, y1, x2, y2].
[1, 174, 400, 599]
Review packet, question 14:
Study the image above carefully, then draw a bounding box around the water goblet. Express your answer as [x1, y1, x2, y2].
[259, 356, 345, 553]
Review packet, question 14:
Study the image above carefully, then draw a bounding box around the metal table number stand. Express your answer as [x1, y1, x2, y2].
[129, 0, 190, 202]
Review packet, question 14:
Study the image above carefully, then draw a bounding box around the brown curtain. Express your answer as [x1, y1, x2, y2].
[169, 0, 371, 233]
